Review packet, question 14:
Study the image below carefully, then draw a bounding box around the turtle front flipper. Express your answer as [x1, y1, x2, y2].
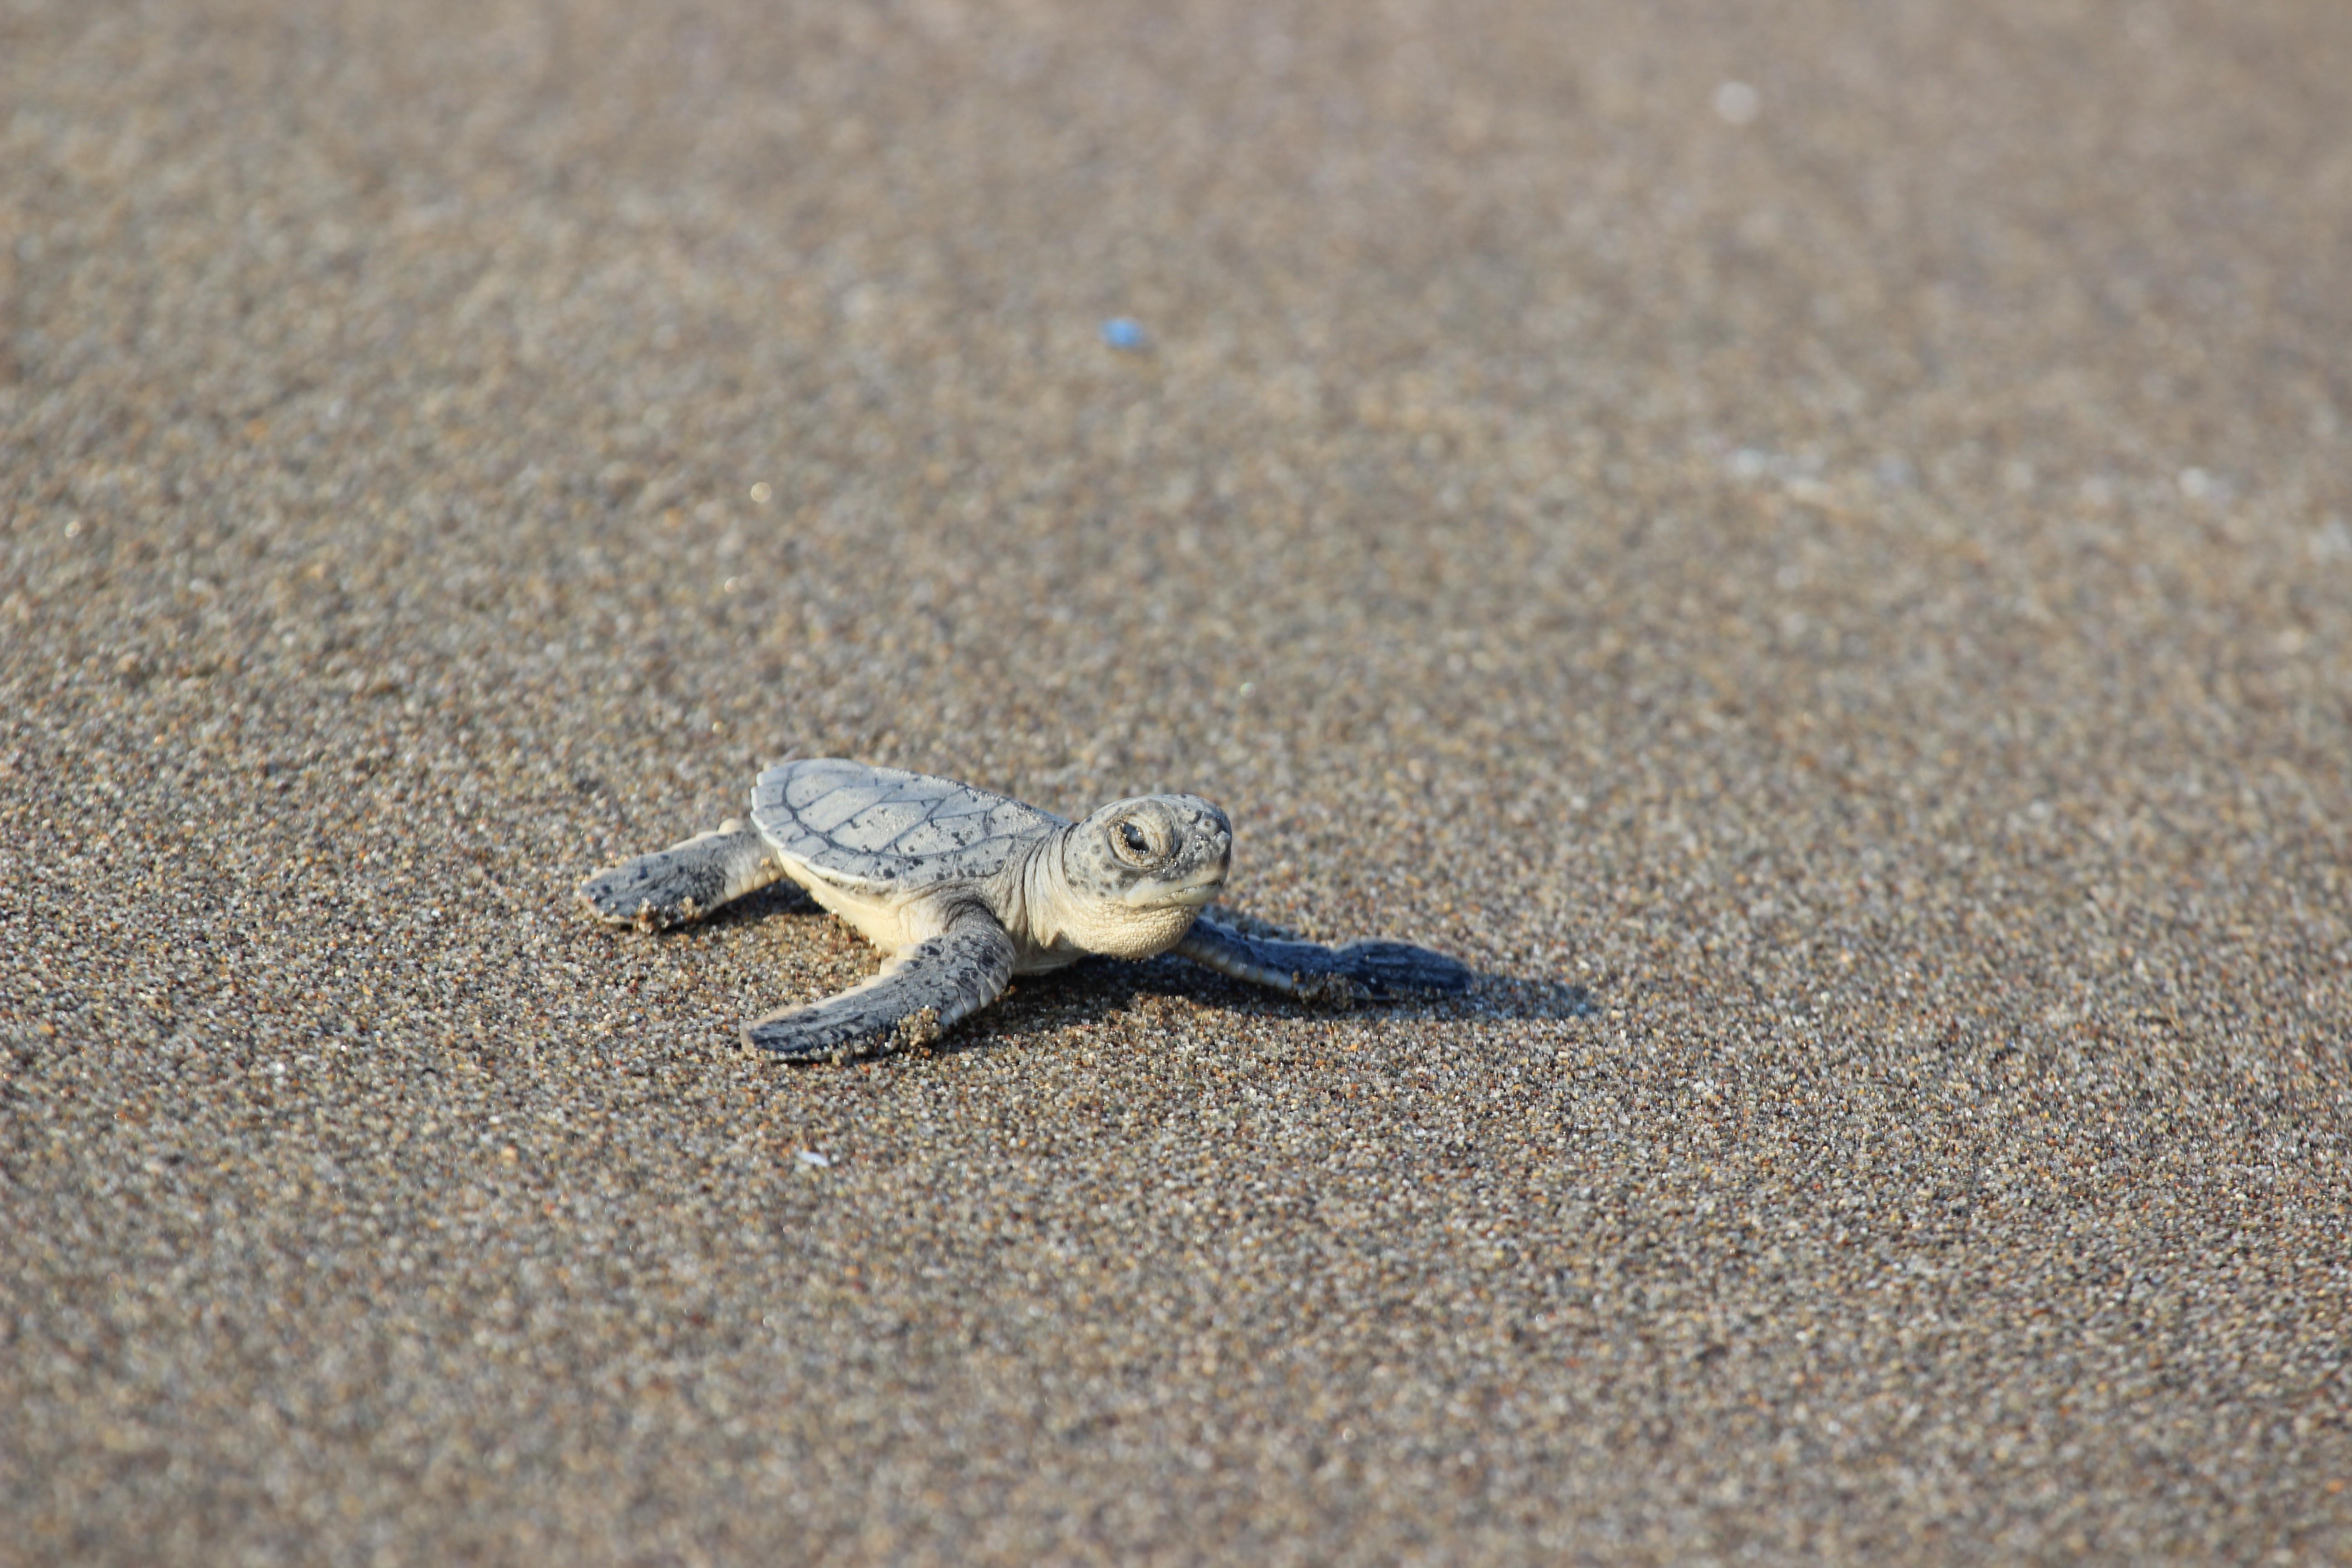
[1174, 914, 1472, 1003]
[579, 820, 784, 931]
[744, 902, 1016, 1062]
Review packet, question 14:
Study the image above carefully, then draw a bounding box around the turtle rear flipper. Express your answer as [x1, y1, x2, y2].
[1174, 915, 1471, 1002]
[578, 820, 783, 930]
[744, 903, 1016, 1062]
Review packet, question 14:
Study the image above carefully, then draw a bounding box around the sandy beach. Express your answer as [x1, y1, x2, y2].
[4, 1, 2347, 1561]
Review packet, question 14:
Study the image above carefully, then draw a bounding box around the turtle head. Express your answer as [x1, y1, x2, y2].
[1052, 794, 1233, 958]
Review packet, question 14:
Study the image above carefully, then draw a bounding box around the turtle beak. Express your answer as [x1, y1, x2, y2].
[1165, 877, 1223, 907]
[1126, 862, 1225, 908]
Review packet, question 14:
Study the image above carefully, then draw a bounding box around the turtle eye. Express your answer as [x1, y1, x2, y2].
[1115, 819, 1156, 864]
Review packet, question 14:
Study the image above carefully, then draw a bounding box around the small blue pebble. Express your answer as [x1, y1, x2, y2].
[1101, 317, 1149, 351]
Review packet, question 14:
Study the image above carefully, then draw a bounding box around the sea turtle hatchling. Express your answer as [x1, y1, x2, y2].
[578, 757, 1472, 1060]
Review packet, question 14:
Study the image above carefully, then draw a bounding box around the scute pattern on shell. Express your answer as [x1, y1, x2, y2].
[750, 759, 1064, 892]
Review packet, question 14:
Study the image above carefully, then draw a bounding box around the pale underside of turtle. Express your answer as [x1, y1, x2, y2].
[578, 758, 1473, 1062]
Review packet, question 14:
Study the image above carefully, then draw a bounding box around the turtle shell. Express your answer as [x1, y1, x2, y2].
[750, 758, 1064, 895]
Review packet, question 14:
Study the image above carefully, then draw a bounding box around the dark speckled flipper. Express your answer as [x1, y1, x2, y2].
[1174, 914, 1472, 1003]
[578, 821, 784, 931]
[744, 902, 1017, 1062]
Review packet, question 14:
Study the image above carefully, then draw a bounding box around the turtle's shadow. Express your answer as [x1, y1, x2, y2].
[927, 955, 1598, 1062]
[687, 897, 1597, 1058]
[701, 883, 824, 926]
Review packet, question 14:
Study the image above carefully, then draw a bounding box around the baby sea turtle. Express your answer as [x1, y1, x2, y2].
[578, 757, 1471, 1061]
